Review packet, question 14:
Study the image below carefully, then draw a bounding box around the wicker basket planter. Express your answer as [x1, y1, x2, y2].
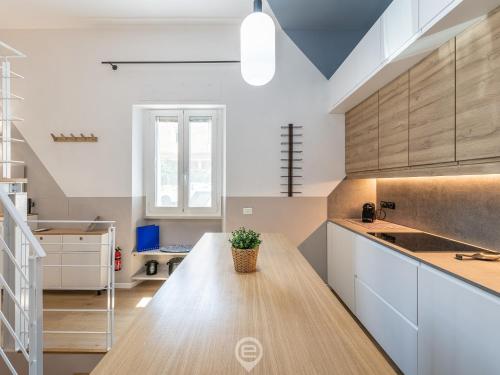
[231, 246, 259, 273]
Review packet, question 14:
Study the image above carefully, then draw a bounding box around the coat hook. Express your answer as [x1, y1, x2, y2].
[51, 133, 99, 143]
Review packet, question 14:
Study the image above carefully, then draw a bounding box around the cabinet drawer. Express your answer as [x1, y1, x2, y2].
[63, 235, 104, 252]
[43, 266, 61, 289]
[62, 267, 104, 289]
[355, 236, 418, 325]
[36, 235, 62, 253]
[356, 278, 417, 375]
[62, 252, 100, 266]
[43, 253, 61, 266]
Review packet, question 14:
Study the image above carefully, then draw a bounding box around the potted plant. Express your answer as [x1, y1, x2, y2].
[229, 227, 262, 273]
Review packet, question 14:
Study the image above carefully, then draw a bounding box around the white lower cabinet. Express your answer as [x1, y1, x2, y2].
[355, 235, 418, 375]
[328, 222, 500, 375]
[42, 253, 62, 288]
[418, 265, 500, 375]
[355, 278, 418, 375]
[327, 222, 356, 311]
[36, 232, 109, 290]
[355, 236, 418, 325]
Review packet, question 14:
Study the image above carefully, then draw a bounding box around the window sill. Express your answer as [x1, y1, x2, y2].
[144, 214, 223, 220]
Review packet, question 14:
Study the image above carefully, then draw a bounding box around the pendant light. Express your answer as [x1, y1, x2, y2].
[240, 0, 276, 86]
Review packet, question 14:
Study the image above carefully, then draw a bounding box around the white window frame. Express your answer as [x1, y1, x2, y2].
[145, 108, 223, 219]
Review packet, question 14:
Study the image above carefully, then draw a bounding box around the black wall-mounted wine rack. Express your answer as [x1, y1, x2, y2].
[281, 124, 303, 197]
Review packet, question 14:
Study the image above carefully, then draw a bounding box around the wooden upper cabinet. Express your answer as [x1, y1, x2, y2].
[409, 39, 456, 166]
[456, 9, 500, 161]
[345, 93, 379, 173]
[379, 73, 409, 169]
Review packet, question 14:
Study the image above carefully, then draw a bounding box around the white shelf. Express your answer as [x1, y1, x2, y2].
[132, 249, 189, 257]
[132, 264, 170, 281]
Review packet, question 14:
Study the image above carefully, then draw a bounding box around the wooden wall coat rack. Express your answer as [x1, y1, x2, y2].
[51, 133, 98, 142]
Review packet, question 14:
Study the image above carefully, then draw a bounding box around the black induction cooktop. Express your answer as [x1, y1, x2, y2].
[367, 232, 488, 253]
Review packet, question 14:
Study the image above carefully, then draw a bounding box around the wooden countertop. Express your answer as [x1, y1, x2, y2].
[0, 177, 27, 184]
[33, 228, 108, 235]
[331, 219, 500, 297]
[91, 233, 395, 375]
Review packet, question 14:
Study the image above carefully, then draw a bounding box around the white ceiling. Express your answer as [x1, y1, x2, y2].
[0, 0, 253, 29]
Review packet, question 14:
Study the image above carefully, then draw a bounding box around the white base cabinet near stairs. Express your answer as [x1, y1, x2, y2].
[37, 231, 109, 290]
[327, 222, 500, 375]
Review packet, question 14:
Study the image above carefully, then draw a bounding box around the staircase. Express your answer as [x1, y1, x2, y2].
[0, 41, 46, 375]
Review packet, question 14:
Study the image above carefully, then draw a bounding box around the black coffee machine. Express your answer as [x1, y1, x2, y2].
[362, 202, 376, 223]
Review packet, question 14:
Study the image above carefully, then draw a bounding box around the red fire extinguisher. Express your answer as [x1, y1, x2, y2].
[115, 247, 122, 271]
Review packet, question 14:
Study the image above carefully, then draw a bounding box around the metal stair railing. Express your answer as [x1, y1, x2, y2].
[32, 220, 116, 352]
[0, 189, 46, 375]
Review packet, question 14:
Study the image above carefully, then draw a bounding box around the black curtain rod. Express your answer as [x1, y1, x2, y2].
[101, 60, 241, 70]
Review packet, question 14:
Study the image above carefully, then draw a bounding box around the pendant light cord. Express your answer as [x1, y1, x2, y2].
[254, 0, 263, 12]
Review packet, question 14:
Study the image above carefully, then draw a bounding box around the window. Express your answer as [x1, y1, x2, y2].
[145, 108, 222, 218]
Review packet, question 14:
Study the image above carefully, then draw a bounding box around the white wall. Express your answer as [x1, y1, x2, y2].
[1, 23, 344, 199]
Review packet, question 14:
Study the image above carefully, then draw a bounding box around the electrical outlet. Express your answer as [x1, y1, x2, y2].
[380, 201, 396, 210]
[243, 207, 253, 215]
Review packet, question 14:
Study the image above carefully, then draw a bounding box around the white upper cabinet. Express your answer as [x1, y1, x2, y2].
[381, 0, 419, 59]
[327, 0, 499, 113]
[419, 0, 460, 29]
[328, 0, 417, 112]
[328, 19, 382, 107]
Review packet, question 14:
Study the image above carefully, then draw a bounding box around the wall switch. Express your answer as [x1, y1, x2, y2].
[380, 201, 396, 210]
[243, 207, 253, 215]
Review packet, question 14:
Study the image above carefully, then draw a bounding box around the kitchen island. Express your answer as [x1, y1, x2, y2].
[91, 233, 395, 375]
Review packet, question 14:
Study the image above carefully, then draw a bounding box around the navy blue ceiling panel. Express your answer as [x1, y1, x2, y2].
[268, 0, 393, 78]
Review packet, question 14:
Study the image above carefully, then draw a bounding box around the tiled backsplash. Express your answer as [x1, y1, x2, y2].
[327, 178, 376, 220]
[377, 175, 500, 251]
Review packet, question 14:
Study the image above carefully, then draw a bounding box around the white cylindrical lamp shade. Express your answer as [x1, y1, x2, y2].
[240, 12, 276, 86]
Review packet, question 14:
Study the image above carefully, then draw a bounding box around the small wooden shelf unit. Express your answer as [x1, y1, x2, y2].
[132, 250, 188, 281]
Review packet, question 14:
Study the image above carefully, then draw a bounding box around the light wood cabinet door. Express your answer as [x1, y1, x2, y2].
[379, 72, 409, 169]
[409, 39, 455, 166]
[456, 9, 500, 161]
[345, 92, 379, 173]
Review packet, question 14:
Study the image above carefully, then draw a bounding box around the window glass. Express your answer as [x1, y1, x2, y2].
[156, 116, 179, 207]
[188, 116, 212, 208]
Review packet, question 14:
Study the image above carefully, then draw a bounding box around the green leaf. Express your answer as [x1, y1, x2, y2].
[228, 227, 262, 250]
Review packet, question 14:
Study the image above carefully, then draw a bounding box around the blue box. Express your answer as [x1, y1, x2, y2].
[136, 225, 160, 252]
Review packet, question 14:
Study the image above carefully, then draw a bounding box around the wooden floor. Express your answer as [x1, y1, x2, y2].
[43, 281, 163, 353]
